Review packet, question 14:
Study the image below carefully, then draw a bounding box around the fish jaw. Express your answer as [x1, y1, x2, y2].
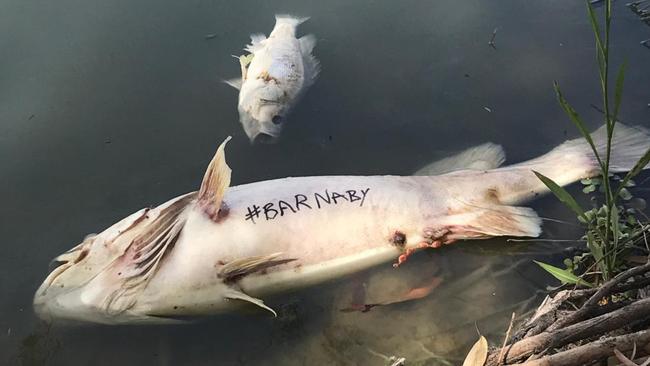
[237, 81, 289, 143]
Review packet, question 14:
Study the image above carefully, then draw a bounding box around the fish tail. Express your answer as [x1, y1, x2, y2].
[436, 123, 649, 241]
[478, 123, 650, 205]
[516, 123, 650, 186]
[274, 14, 310, 29]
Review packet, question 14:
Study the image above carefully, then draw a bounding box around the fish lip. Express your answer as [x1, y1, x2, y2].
[251, 132, 279, 144]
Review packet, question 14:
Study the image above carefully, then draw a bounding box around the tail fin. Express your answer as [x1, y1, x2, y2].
[478, 123, 650, 205]
[274, 14, 310, 28]
[598, 124, 650, 173]
[512, 123, 650, 187]
[435, 123, 648, 241]
[413, 142, 506, 176]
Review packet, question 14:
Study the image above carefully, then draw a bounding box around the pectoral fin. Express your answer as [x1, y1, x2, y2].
[224, 78, 242, 90]
[244, 33, 266, 53]
[219, 252, 296, 282]
[444, 203, 542, 241]
[224, 288, 277, 317]
[298, 34, 320, 85]
[198, 137, 232, 221]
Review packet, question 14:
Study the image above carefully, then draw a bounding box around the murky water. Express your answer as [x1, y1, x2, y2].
[1, 0, 649, 365]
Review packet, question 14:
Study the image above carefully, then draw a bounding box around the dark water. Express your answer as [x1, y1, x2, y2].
[1, 0, 649, 364]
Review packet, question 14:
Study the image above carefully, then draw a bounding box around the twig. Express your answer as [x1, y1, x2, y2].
[505, 329, 650, 366]
[614, 348, 641, 366]
[486, 297, 650, 364]
[547, 261, 650, 331]
[498, 312, 516, 365]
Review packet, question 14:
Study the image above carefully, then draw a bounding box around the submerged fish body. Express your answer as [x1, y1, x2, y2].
[33, 124, 650, 324]
[226, 15, 320, 143]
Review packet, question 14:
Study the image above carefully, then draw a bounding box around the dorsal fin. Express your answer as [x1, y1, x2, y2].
[198, 137, 232, 221]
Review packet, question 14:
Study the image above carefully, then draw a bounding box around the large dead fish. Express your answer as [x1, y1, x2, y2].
[33, 124, 650, 324]
[226, 15, 320, 143]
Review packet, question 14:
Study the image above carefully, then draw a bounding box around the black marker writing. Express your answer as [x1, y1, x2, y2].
[244, 188, 371, 224]
[245, 205, 261, 224]
[295, 194, 312, 210]
[263, 203, 278, 220]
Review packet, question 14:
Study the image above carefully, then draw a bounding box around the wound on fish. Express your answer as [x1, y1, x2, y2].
[391, 231, 407, 247]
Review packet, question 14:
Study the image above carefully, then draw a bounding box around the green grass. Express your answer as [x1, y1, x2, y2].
[536, 0, 650, 285]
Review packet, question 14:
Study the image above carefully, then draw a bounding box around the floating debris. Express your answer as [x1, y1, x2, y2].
[642, 39, 650, 49]
[488, 28, 498, 49]
[627, 1, 650, 28]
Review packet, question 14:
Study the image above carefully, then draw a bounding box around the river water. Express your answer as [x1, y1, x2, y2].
[1, 0, 649, 365]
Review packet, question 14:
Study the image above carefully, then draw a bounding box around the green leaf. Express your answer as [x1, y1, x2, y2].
[611, 204, 620, 247]
[534, 261, 594, 288]
[553, 83, 603, 168]
[619, 188, 632, 200]
[587, 2, 606, 77]
[587, 231, 603, 265]
[617, 147, 650, 197]
[612, 62, 626, 125]
[583, 184, 597, 194]
[534, 171, 587, 221]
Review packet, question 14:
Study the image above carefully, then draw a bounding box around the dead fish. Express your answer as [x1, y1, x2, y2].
[33, 124, 650, 324]
[225, 15, 320, 143]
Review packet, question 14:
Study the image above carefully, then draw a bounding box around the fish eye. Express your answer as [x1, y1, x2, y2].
[271, 115, 283, 125]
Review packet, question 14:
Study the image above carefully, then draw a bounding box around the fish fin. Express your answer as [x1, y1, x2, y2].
[299, 34, 320, 84]
[224, 288, 277, 317]
[219, 252, 296, 281]
[198, 137, 232, 220]
[102, 193, 196, 314]
[590, 123, 650, 173]
[244, 33, 266, 53]
[223, 78, 242, 90]
[299, 34, 317, 54]
[444, 203, 541, 241]
[274, 14, 310, 28]
[511, 123, 650, 190]
[413, 142, 505, 176]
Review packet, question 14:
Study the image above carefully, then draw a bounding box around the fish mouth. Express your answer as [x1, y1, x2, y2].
[35, 243, 89, 299]
[252, 133, 279, 144]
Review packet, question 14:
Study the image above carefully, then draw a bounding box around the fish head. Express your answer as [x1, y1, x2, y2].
[33, 207, 168, 324]
[238, 80, 292, 143]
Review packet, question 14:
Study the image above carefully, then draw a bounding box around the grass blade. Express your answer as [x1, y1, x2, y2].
[534, 261, 594, 287]
[587, 2, 606, 76]
[586, 231, 604, 267]
[554, 82, 603, 168]
[617, 147, 650, 198]
[612, 62, 626, 126]
[534, 171, 587, 221]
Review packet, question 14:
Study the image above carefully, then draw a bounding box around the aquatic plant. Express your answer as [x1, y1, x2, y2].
[534, 0, 650, 285]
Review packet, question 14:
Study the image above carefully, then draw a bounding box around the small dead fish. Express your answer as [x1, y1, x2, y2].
[225, 15, 320, 143]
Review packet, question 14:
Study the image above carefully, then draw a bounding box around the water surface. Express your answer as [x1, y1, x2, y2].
[1, 0, 649, 364]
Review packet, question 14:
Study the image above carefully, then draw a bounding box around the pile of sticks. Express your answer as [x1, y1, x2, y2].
[484, 261, 650, 366]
